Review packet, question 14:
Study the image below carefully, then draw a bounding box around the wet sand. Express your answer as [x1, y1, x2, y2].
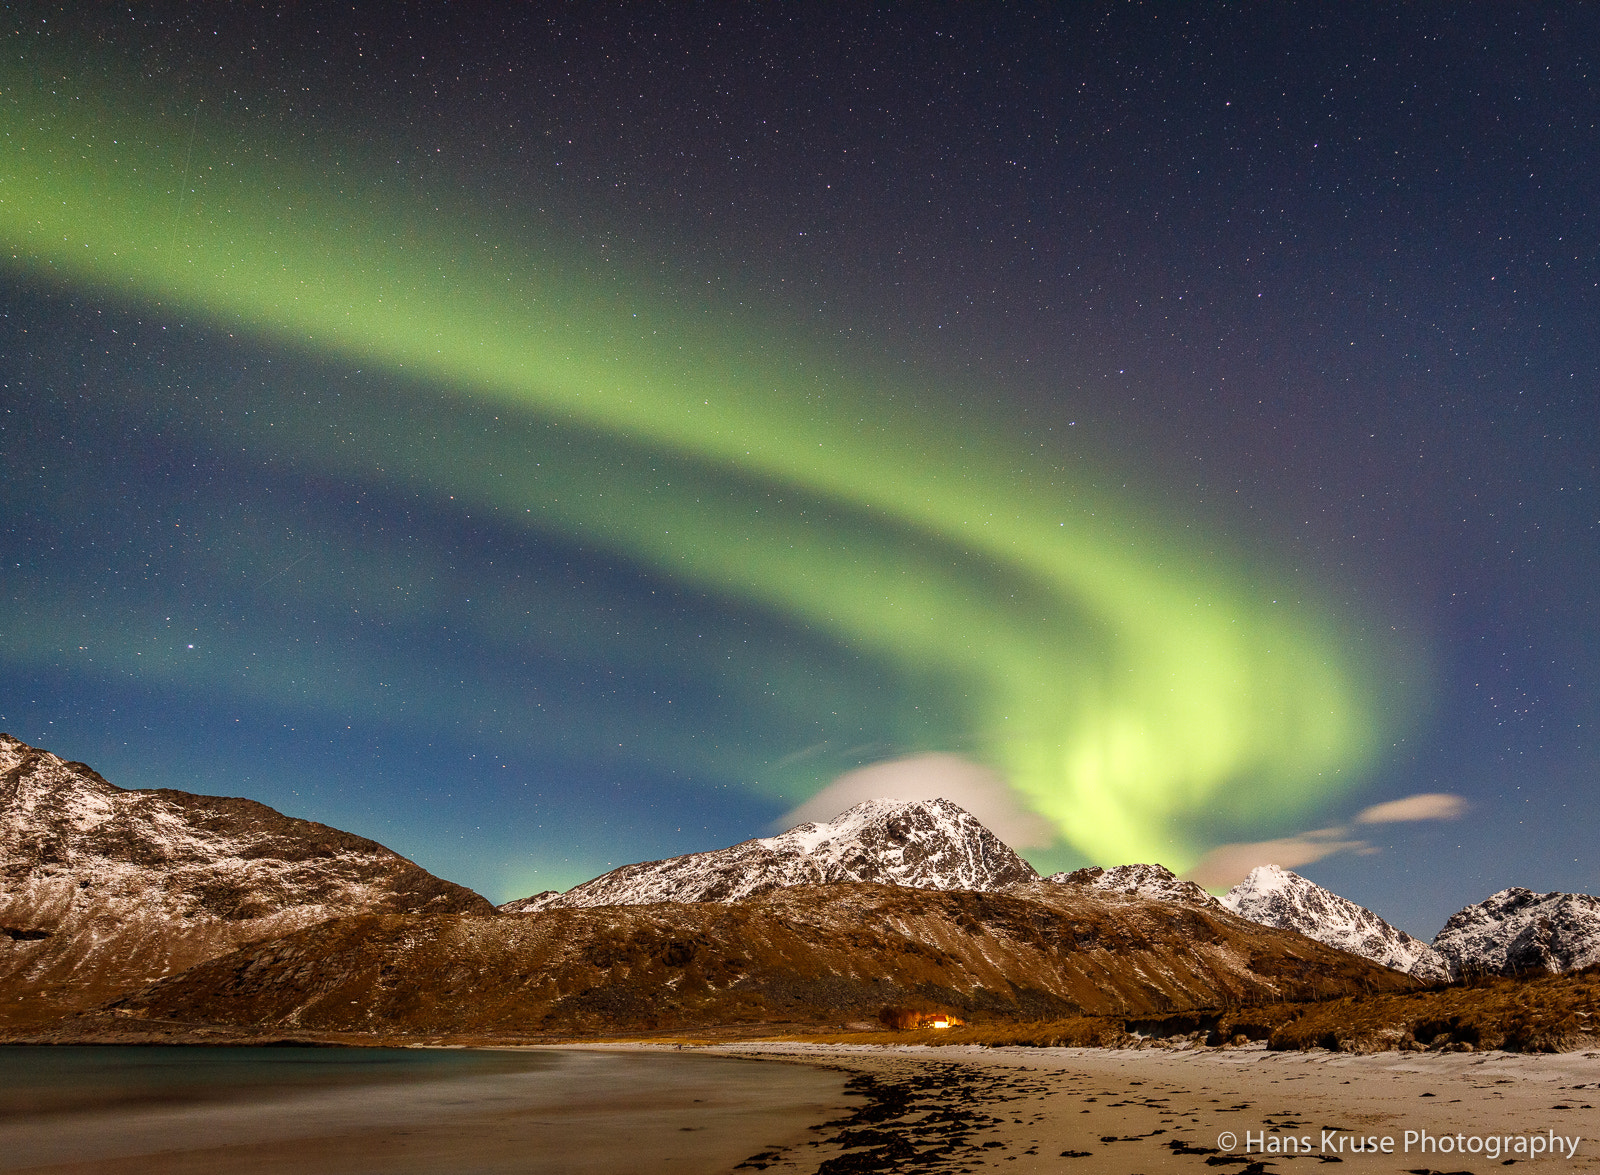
[703, 1041, 1600, 1173]
[0, 1047, 855, 1174]
[6, 1041, 1597, 1173]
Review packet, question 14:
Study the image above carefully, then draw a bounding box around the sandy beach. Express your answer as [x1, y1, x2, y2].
[4, 1040, 1596, 1173]
[697, 1041, 1600, 1174]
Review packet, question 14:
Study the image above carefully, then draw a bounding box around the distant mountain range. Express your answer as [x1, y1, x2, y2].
[4, 732, 1597, 1043]
[109, 880, 1414, 1038]
[1218, 865, 1600, 984]
[502, 791, 1599, 986]
[1220, 865, 1450, 983]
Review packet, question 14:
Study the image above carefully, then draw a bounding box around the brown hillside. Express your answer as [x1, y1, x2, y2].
[0, 734, 493, 1029]
[1262, 965, 1600, 1053]
[106, 883, 1415, 1037]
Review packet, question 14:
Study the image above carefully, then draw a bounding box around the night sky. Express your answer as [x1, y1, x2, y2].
[2, 5, 1594, 937]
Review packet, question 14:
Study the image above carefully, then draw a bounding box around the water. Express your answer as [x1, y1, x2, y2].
[0, 1046, 558, 1118]
[0, 1046, 850, 1174]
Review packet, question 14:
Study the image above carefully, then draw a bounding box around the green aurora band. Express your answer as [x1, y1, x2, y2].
[0, 71, 1407, 869]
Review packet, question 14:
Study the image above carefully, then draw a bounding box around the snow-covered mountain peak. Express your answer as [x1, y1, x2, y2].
[1433, 887, 1600, 977]
[1224, 862, 1295, 900]
[755, 795, 942, 853]
[1221, 864, 1449, 982]
[0, 734, 116, 828]
[500, 796, 1039, 913]
[753, 796, 1023, 883]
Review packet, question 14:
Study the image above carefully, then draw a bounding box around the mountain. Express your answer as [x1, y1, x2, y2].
[104, 881, 1416, 1039]
[499, 797, 1039, 913]
[1433, 887, 1600, 977]
[1046, 863, 1218, 906]
[0, 734, 493, 1026]
[1221, 864, 1450, 983]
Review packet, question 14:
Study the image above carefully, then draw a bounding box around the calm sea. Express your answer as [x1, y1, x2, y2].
[0, 1045, 849, 1174]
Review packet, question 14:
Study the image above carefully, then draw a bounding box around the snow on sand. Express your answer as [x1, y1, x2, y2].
[705, 1041, 1600, 1173]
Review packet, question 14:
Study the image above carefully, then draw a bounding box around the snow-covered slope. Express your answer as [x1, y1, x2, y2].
[0, 733, 493, 1020]
[1046, 863, 1218, 906]
[1221, 864, 1449, 982]
[500, 797, 1039, 912]
[1433, 888, 1600, 977]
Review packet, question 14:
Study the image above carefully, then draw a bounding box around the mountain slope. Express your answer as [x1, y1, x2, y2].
[1221, 865, 1449, 983]
[110, 881, 1417, 1037]
[0, 734, 493, 1025]
[500, 798, 1039, 913]
[1433, 887, 1600, 977]
[1046, 864, 1218, 906]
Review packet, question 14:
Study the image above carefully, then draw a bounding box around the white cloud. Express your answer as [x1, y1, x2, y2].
[1354, 792, 1469, 824]
[1184, 791, 1472, 891]
[778, 752, 1056, 848]
[1184, 830, 1368, 891]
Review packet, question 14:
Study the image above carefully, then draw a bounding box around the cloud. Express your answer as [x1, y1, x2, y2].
[1185, 830, 1369, 891]
[1185, 791, 1472, 890]
[779, 753, 1057, 848]
[1354, 792, 1469, 824]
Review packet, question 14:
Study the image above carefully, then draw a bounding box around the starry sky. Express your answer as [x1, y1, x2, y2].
[1, 5, 1594, 936]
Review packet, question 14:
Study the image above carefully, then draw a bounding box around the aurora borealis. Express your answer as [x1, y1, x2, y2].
[3, 6, 1595, 932]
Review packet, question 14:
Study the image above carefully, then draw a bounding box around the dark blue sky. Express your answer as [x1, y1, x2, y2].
[1, 4, 1595, 935]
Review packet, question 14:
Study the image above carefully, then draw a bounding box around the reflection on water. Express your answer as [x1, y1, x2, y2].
[0, 1046, 849, 1175]
[0, 1045, 558, 1118]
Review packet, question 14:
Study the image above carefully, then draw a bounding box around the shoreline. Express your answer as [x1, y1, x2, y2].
[0, 1046, 855, 1175]
[1, 1037, 1596, 1172]
[12, 963, 1597, 1056]
[671, 1040, 1600, 1173]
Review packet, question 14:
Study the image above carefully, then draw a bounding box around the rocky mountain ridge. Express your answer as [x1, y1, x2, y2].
[508, 799, 1599, 988]
[108, 881, 1416, 1038]
[1218, 866, 1600, 983]
[500, 797, 1040, 913]
[0, 733, 492, 1024]
[1048, 863, 1218, 906]
[1432, 887, 1600, 977]
[6, 730, 1598, 1044]
[1219, 865, 1450, 982]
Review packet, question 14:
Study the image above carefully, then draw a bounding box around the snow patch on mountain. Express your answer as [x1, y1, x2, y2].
[500, 797, 1039, 912]
[1221, 864, 1449, 982]
[1045, 864, 1218, 906]
[1433, 888, 1600, 977]
[0, 733, 492, 1014]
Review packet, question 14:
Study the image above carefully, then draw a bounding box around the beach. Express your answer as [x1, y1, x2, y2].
[3, 1040, 1596, 1173]
[704, 1040, 1600, 1173]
